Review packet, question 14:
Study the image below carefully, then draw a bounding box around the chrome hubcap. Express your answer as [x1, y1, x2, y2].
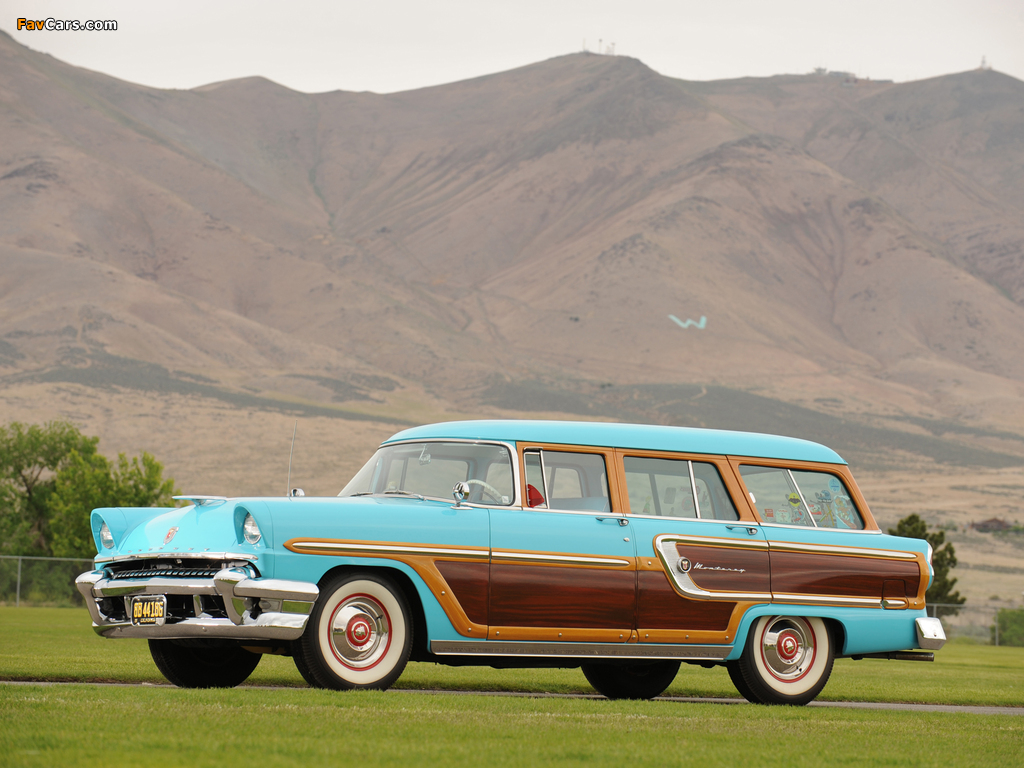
[761, 617, 815, 682]
[329, 595, 390, 669]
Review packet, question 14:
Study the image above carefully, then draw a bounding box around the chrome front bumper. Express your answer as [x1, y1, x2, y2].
[76, 567, 319, 641]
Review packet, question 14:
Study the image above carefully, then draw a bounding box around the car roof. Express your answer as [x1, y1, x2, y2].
[383, 420, 846, 465]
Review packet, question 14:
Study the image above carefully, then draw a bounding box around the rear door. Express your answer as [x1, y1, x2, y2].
[619, 452, 771, 651]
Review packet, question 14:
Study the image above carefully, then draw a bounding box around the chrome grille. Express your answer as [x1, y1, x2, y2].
[105, 558, 253, 580]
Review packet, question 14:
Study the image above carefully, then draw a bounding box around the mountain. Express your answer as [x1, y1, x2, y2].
[3, 31, 1024, 486]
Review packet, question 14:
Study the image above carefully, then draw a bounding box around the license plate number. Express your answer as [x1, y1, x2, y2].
[131, 596, 167, 626]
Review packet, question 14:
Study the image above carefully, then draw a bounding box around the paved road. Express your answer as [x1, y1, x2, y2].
[2, 680, 1020, 715]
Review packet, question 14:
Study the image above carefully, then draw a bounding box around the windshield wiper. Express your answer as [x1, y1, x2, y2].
[382, 490, 426, 500]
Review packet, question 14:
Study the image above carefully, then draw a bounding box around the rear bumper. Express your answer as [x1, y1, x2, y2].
[75, 567, 318, 641]
[915, 616, 946, 650]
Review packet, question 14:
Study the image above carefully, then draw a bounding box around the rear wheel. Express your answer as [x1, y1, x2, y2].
[737, 615, 834, 705]
[581, 661, 680, 700]
[149, 639, 261, 688]
[299, 572, 412, 690]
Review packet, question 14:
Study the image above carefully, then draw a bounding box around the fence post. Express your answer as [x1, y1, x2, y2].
[15, 556, 21, 608]
[995, 611, 999, 647]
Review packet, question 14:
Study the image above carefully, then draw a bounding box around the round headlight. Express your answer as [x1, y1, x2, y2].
[98, 520, 113, 548]
[243, 512, 262, 545]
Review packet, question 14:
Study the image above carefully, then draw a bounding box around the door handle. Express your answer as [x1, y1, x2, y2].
[726, 524, 759, 535]
[596, 517, 629, 526]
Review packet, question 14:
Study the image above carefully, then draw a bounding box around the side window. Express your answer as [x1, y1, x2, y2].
[540, 451, 610, 513]
[623, 456, 696, 517]
[739, 465, 864, 529]
[691, 462, 739, 521]
[739, 465, 814, 527]
[790, 470, 865, 530]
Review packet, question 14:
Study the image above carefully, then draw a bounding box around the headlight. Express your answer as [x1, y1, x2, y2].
[99, 522, 114, 549]
[243, 513, 262, 545]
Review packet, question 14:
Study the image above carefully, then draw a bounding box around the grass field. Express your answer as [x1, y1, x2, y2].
[2, 607, 1023, 767]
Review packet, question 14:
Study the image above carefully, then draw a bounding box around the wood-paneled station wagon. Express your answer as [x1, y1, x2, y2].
[77, 420, 945, 705]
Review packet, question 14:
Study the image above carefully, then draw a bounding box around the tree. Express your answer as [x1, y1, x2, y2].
[0, 421, 99, 555]
[0, 421, 178, 558]
[49, 451, 178, 558]
[889, 513, 966, 617]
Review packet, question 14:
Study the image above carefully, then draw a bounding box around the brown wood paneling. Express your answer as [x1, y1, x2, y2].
[771, 552, 921, 598]
[637, 571, 735, 630]
[436, 561, 489, 626]
[489, 564, 635, 628]
[675, 544, 771, 594]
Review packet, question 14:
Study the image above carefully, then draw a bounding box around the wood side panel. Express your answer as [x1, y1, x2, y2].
[675, 543, 771, 594]
[435, 561, 489, 626]
[637, 571, 735, 630]
[489, 564, 635, 628]
[771, 552, 921, 598]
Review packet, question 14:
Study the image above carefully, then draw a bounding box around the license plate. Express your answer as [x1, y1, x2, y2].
[130, 596, 167, 626]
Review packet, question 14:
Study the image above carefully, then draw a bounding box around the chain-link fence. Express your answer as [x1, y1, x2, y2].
[925, 603, 1024, 646]
[0, 555, 94, 607]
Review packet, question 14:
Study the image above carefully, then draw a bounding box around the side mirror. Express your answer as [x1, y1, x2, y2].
[290, 488, 305, 497]
[452, 481, 470, 507]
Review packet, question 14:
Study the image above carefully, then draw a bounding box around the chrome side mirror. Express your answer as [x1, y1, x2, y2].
[290, 488, 305, 497]
[452, 481, 470, 507]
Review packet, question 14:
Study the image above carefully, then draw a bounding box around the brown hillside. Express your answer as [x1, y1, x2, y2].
[2, 31, 1024, 477]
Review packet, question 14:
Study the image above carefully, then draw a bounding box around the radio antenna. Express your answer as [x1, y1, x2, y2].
[286, 420, 298, 496]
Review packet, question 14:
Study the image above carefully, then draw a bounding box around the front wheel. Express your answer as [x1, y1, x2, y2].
[149, 639, 261, 688]
[581, 661, 680, 700]
[298, 572, 412, 690]
[736, 615, 834, 705]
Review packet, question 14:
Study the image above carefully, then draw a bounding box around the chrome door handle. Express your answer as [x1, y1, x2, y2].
[596, 517, 629, 526]
[726, 525, 759, 535]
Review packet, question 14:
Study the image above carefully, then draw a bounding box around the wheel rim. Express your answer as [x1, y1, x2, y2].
[759, 617, 816, 683]
[328, 594, 392, 670]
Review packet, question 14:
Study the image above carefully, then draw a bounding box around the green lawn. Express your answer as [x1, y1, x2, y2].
[2, 608, 1022, 767]
[1, 607, 1022, 706]
[2, 684, 1022, 768]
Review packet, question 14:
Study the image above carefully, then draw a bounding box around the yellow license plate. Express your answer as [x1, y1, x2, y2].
[130, 596, 167, 626]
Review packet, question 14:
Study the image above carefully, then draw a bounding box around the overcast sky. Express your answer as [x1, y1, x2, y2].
[2, 0, 1023, 94]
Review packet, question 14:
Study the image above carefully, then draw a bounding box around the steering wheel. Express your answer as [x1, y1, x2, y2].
[465, 479, 505, 504]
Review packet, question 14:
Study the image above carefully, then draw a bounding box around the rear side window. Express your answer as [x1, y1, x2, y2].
[739, 465, 864, 529]
[623, 457, 738, 520]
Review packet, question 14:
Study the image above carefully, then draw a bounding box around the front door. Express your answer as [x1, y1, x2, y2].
[487, 447, 637, 643]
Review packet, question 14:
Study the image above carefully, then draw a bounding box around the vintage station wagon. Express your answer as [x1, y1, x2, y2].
[77, 420, 945, 705]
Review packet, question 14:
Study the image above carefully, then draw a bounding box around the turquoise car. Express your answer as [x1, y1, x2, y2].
[77, 420, 945, 705]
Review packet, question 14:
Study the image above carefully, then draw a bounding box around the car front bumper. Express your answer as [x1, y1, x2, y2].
[76, 566, 319, 641]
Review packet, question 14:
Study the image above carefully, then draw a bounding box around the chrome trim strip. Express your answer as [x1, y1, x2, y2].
[768, 542, 919, 559]
[773, 593, 882, 608]
[91, 578, 221, 597]
[431, 640, 732, 661]
[656, 534, 769, 551]
[654, 536, 772, 602]
[288, 541, 490, 559]
[758, 523, 881, 535]
[491, 551, 631, 567]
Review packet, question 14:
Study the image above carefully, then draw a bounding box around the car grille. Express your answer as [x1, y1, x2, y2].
[105, 558, 254, 580]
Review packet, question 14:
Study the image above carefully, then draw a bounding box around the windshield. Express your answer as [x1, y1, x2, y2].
[339, 441, 515, 505]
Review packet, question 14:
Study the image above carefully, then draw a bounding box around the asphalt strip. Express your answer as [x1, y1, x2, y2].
[1, 680, 1020, 715]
